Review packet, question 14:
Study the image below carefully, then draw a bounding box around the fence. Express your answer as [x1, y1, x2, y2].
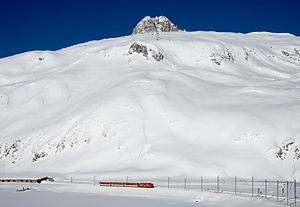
[60, 176, 299, 207]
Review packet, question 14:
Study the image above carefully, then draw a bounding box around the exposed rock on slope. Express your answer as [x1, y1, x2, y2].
[132, 16, 180, 34]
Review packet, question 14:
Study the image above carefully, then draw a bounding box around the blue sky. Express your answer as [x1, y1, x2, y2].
[1, 0, 300, 58]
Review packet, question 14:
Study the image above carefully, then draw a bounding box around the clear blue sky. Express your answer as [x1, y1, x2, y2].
[1, 0, 300, 58]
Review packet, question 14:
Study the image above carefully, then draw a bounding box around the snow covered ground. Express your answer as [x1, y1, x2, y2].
[0, 181, 283, 207]
[0, 30, 300, 180]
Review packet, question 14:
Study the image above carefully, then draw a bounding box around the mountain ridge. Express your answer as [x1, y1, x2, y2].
[132, 16, 180, 35]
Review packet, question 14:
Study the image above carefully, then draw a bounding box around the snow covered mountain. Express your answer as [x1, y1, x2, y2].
[0, 29, 300, 179]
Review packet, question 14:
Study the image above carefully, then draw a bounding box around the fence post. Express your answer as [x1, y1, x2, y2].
[287, 181, 289, 206]
[265, 179, 267, 199]
[93, 176, 95, 185]
[276, 180, 279, 202]
[168, 177, 170, 189]
[201, 176, 203, 191]
[71, 176, 73, 184]
[252, 176, 254, 198]
[184, 178, 187, 190]
[217, 176, 219, 193]
[234, 176, 237, 195]
[294, 180, 296, 207]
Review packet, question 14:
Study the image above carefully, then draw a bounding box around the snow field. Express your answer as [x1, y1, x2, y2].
[0, 180, 287, 207]
[0, 31, 299, 179]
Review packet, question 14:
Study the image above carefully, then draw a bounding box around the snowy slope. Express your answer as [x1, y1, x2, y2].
[0, 31, 300, 179]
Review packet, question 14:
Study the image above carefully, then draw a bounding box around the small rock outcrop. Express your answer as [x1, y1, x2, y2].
[128, 42, 164, 61]
[129, 42, 148, 57]
[132, 16, 180, 35]
[210, 48, 234, 65]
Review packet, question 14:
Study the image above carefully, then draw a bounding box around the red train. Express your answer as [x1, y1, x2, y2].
[99, 182, 154, 188]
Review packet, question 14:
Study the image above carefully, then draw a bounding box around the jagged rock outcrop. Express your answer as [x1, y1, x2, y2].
[128, 42, 164, 61]
[132, 16, 180, 35]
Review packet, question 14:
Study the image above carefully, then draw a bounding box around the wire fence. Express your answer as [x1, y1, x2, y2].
[59, 176, 299, 207]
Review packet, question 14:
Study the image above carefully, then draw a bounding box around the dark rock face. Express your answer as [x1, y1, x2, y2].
[132, 16, 180, 35]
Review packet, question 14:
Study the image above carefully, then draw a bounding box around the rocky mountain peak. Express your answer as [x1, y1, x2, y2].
[132, 16, 180, 35]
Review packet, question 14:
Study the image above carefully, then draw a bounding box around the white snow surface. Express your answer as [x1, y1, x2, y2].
[0, 31, 300, 179]
[0, 182, 281, 207]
